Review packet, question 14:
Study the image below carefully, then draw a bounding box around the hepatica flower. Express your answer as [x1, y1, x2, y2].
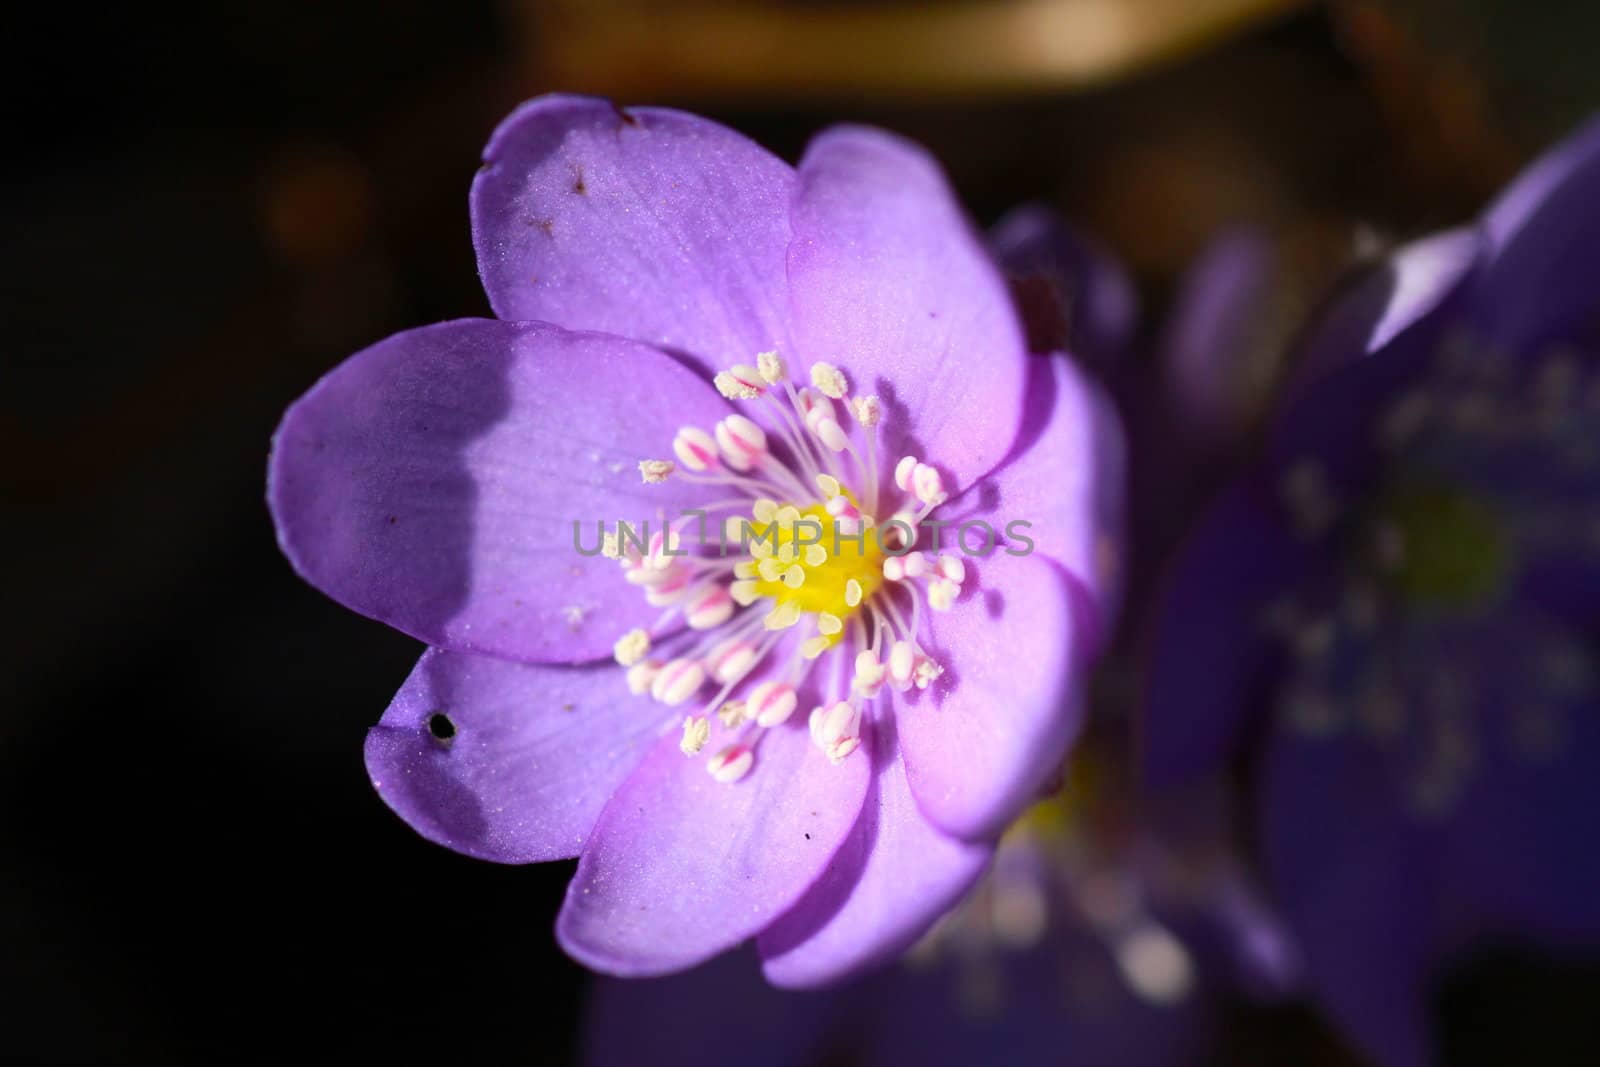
[1146, 116, 1600, 1067]
[268, 96, 1121, 981]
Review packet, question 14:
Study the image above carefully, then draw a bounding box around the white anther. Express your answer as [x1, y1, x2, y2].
[935, 554, 966, 584]
[894, 456, 920, 492]
[626, 659, 662, 696]
[764, 601, 803, 631]
[815, 416, 849, 453]
[799, 388, 835, 435]
[928, 578, 959, 612]
[749, 680, 799, 727]
[815, 473, 841, 498]
[912, 462, 948, 507]
[672, 426, 720, 472]
[730, 579, 762, 606]
[818, 612, 843, 636]
[686, 585, 735, 630]
[883, 556, 907, 582]
[707, 744, 754, 783]
[645, 529, 683, 571]
[650, 658, 705, 706]
[757, 351, 785, 384]
[810, 361, 849, 399]
[644, 567, 692, 606]
[714, 364, 766, 400]
[825, 494, 860, 521]
[612, 628, 651, 666]
[679, 715, 711, 755]
[845, 578, 863, 607]
[715, 414, 768, 471]
[803, 544, 828, 567]
[717, 700, 749, 728]
[638, 459, 675, 484]
[706, 637, 758, 684]
[852, 395, 881, 427]
[903, 552, 930, 579]
[914, 655, 944, 690]
[815, 700, 862, 762]
[601, 532, 623, 560]
[888, 640, 917, 691]
[853, 650, 886, 698]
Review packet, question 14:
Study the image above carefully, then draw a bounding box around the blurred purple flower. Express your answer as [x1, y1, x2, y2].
[1145, 116, 1600, 1067]
[267, 96, 1123, 981]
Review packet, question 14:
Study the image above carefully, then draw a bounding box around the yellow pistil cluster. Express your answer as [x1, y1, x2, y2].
[729, 488, 884, 658]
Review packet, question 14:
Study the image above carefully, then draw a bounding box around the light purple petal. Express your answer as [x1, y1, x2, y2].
[897, 554, 1082, 840]
[268, 318, 730, 662]
[365, 649, 664, 863]
[1141, 475, 1315, 785]
[787, 126, 1030, 494]
[1283, 229, 1480, 405]
[556, 721, 870, 976]
[757, 718, 993, 988]
[952, 352, 1125, 651]
[1261, 729, 1439, 1067]
[1477, 113, 1600, 349]
[471, 95, 796, 368]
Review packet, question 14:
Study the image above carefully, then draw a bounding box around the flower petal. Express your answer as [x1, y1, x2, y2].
[948, 353, 1125, 651]
[1261, 728, 1439, 1067]
[556, 721, 870, 976]
[757, 718, 992, 987]
[364, 649, 663, 863]
[268, 318, 729, 662]
[897, 554, 1082, 840]
[988, 204, 1138, 368]
[1141, 475, 1316, 786]
[787, 126, 1030, 494]
[1477, 113, 1600, 349]
[471, 94, 796, 367]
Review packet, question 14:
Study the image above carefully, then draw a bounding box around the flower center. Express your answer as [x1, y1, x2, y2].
[604, 352, 968, 782]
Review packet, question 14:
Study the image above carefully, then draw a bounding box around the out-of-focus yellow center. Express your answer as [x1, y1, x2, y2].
[743, 499, 883, 646]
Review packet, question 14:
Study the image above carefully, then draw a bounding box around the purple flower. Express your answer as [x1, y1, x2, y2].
[1145, 116, 1600, 1067]
[267, 96, 1122, 982]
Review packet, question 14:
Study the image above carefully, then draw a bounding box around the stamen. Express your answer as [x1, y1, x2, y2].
[638, 459, 675, 484]
[749, 680, 799, 727]
[764, 601, 803, 630]
[730, 579, 761, 606]
[895, 455, 919, 492]
[679, 715, 711, 755]
[714, 363, 766, 399]
[757, 351, 785, 384]
[853, 649, 886, 697]
[705, 637, 758, 683]
[845, 578, 863, 607]
[707, 744, 754, 783]
[714, 414, 768, 471]
[672, 427, 721, 472]
[801, 635, 831, 660]
[717, 700, 749, 727]
[810, 362, 849, 400]
[612, 628, 651, 666]
[651, 657, 706, 706]
[928, 578, 959, 612]
[852, 395, 881, 427]
[626, 659, 662, 696]
[811, 700, 862, 762]
[686, 585, 735, 630]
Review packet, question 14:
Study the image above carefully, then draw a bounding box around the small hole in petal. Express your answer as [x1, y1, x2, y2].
[426, 712, 456, 742]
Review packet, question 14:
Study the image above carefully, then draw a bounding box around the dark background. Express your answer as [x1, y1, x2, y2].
[6, 2, 1598, 1063]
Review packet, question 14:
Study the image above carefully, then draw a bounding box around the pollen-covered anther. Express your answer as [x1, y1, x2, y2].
[717, 700, 749, 728]
[811, 700, 862, 763]
[679, 715, 711, 755]
[650, 657, 705, 706]
[625, 659, 662, 696]
[935, 554, 966, 585]
[852, 395, 881, 427]
[714, 414, 768, 471]
[853, 650, 886, 698]
[686, 585, 735, 630]
[705, 637, 758, 683]
[638, 459, 675, 484]
[714, 364, 766, 400]
[612, 627, 651, 666]
[928, 578, 960, 612]
[894, 455, 919, 492]
[672, 426, 720, 472]
[810, 361, 849, 400]
[912, 462, 949, 507]
[707, 744, 754, 783]
[601, 532, 623, 560]
[887, 640, 918, 691]
[913, 655, 944, 690]
[757, 350, 785, 384]
[749, 680, 798, 727]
